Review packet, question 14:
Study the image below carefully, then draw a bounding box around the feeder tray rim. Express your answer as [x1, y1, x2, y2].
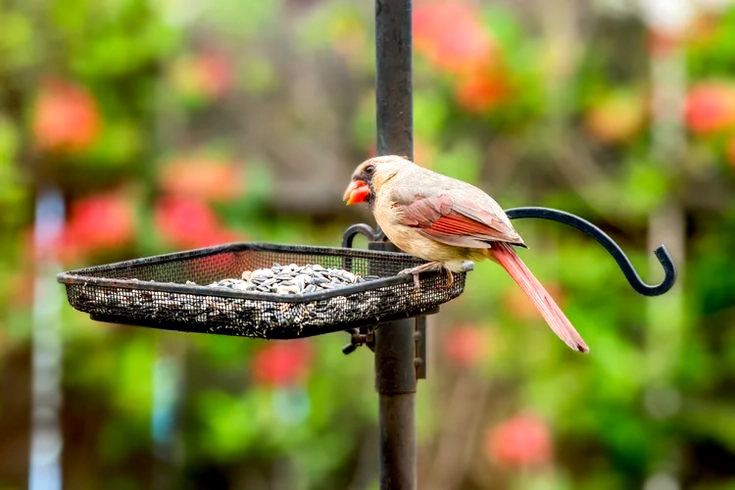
[56, 241, 474, 304]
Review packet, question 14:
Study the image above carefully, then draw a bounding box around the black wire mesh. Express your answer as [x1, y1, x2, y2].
[57, 243, 469, 339]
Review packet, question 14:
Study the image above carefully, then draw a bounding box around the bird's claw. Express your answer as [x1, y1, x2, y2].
[398, 262, 452, 288]
[412, 272, 421, 288]
[444, 268, 454, 288]
[398, 267, 422, 288]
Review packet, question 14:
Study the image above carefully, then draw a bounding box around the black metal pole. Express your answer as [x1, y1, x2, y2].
[373, 1, 416, 489]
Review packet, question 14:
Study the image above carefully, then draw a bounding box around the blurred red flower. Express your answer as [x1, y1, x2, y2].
[584, 90, 647, 145]
[444, 323, 489, 368]
[32, 80, 101, 154]
[251, 341, 312, 387]
[685, 81, 735, 135]
[158, 155, 243, 202]
[485, 413, 553, 469]
[58, 190, 136, 260]
[171, 50, 233, 103]
[414, 2, 496, 75]
[154, 196, 239, 249]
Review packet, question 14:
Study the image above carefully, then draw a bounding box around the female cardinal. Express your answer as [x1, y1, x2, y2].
[343, 155, 589, 353]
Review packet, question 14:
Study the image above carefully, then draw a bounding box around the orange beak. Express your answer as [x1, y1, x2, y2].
[343, 180, 370, 205]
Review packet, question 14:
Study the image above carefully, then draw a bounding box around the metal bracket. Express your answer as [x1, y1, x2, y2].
[505, 206, 676, 296]
[413, 316, 426, 379]
[339, 313, 431, 382]
[341, 224, 380, 355]
[341, 205, 677, 299]
[341, 225, 428, 380]
[342, 327, 376, 355]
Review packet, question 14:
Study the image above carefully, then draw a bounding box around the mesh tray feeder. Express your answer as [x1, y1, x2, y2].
[57, 243, 470, 339]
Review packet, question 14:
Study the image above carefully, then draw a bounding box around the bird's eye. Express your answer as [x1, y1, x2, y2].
[365, 165, 375, 175]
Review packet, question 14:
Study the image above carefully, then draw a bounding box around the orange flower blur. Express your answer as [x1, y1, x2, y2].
[414, 2, 496, 75]
[455, 69, 509, 113]
[32, 80, 101, 154]
[159, 155, 243, 202]
[414, 2, 510, 113]
[584, 90, 648, 145]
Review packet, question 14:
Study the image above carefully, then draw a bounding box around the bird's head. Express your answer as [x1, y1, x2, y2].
[343, 155, 411, 205]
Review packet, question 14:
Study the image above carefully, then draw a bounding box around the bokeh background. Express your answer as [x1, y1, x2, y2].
[2, 0, 735, 488]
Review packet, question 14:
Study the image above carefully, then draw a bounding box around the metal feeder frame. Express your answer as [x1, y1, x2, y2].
[57, 243, 472, 338]
[56, 1, 678, 489]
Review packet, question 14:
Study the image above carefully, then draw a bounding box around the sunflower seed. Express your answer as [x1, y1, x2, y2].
[201, 263, 378, 295]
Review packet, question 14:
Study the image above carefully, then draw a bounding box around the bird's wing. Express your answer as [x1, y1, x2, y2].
[391, 188, 524, 248]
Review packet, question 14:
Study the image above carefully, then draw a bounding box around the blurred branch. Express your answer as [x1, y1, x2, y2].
[425, 374, 491, 490]
[551, 135, 615, 214]
[645, 37, 688, 379]
[536, 0, 618, 217]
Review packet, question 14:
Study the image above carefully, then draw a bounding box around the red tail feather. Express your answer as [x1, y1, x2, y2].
[487, 243, 589, 353]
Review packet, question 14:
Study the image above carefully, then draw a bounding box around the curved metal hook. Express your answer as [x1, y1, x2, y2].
[342, 223, 383, 248]
[505, 207, 676, 297]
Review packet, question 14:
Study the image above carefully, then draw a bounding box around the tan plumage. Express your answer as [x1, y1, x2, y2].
[344, 155, 589, 353]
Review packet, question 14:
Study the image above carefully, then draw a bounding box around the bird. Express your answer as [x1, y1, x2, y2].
[343, 155, 589, 353]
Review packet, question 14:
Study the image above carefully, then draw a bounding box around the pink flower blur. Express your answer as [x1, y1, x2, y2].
[685, 81, 735, 135]
[444, 324, 489, 368]
[485, 413, 553, 469]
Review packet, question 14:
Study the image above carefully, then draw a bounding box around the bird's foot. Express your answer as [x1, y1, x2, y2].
[398, 261, 451, 288]
[444, 267, 454, 287]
